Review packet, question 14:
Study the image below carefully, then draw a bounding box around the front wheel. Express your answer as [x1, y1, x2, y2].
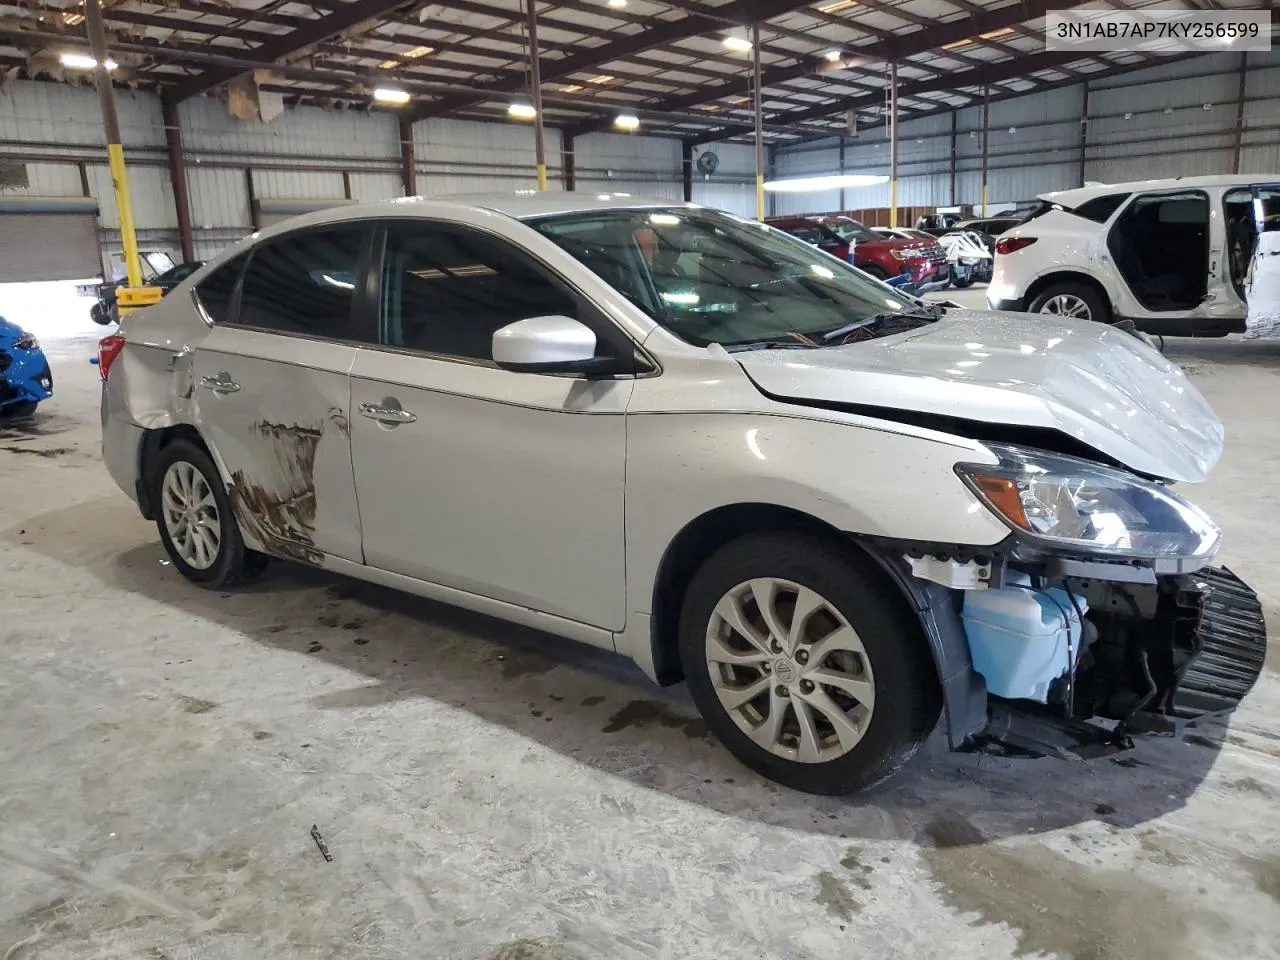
[1028, 281, 1112, 325]
[152, 439, 267, 587]
[859, 265, 888, 282]
[678, 533, 941, 794]
[952, 276, 975, 289]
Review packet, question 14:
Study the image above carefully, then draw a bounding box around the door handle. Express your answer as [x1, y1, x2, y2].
[359, 401, 417, 425]
[200, 374, 240, 394]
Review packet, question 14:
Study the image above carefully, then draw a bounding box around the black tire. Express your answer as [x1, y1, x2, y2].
[152, 439, 267, 588]
[0, 401, 38, 420]
[1028, 280, 1112, 325]
[90, 301, 112, 326]
[860, 264, 889, 282]
[678, 532, 941, 795]
[952, 277, 975, 289]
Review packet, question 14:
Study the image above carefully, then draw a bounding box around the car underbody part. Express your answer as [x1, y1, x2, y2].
[906, 555, 992, 590]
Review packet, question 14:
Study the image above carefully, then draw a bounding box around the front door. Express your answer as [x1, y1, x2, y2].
[191, 225, 371, 565]
[349, 220, 631, 631]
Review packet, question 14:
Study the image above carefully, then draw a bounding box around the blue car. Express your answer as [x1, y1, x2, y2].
[0, 317, 53, 418]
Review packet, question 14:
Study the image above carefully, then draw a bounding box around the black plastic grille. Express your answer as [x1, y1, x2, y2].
[0, 349, 11, 375]
[1171, 566, 1268, 717]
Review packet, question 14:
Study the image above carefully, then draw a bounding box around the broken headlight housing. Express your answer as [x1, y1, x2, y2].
[13, 331, 38, 351]
[956, 444, 1220, 561]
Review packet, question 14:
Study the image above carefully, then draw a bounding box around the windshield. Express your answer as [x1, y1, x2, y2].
[529, 207, 917, 347]
[825, 218, 879, 243]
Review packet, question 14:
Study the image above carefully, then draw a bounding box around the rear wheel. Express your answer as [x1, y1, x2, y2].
[0, 401, 38, 420]
[952, 276, 974, 289]
[860, 264, 889, 282]
[678, 532, 941, 794]
[152, 439, 267, 587]
[1029, 281, 1112, 325]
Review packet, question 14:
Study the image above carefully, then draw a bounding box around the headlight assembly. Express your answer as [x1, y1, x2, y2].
[956, 444, 1220, 561]
[13, 332, 38, 351]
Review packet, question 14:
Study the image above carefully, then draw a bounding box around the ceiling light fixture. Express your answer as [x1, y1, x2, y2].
[60, 52, 115, 71]
[379, 59, 400, 69]
[722, 32, 753, 52]
[942, 38, 974, 50]
[614, 113, 640, 131]
[403, 45, 434, 58]
[818, 0, 858, 12]
[373, 87, 411, 105]
[979, 27, 1015, 40]
[588, 74, 615, 84]
[727, 95, 749, 105]
[508, 102, 538, 119]
[561, 83, 584, 93]
[607, 0, 628, 7]
[823, 49, 843, 62]
[62, 12, 85, 25]
[763, 173, 889, 193]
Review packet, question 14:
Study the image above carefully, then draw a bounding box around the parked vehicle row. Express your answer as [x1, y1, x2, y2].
[765, 216, 951, 293]
[98, 194, 1267, 794]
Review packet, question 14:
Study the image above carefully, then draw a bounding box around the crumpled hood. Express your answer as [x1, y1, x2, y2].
[735, 309, 1223, 482]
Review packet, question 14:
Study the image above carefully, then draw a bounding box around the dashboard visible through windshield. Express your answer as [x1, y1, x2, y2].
[529, 208, 921, 348]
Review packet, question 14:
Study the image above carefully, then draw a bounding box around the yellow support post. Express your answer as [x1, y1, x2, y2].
[86, 0, 158, 316]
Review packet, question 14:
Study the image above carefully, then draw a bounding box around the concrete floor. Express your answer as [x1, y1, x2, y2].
[1, 293, 1278, 960]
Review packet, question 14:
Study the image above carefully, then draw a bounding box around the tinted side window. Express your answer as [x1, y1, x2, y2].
[1073, 193, 1131, 223]
[236, 227, 367, 338]
[380, 223, 579, 361]
[194, 253, 249, 324]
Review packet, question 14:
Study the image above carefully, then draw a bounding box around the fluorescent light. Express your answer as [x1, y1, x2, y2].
[722, 34, 753, 52]
[373, 87, 411, 105]
[588, 74, 615, 85]
[824, 50, 843, 62]
[763, 173, 889, 192]
[560, 84, 584, 93]
[979, 27, 1015, 41]
[819, 0, 858, 11]
[378, 59, 400, 69]
[508, 102, 537, 119]
[942, 38, 973, 51]
[614, 113, 640, 131]
[60, 52, 116, 71]
[62, 12, 85, 25]
[649, 213, 681, 226]
[403, 45, 434, 58]
[607, 0, 628, 7]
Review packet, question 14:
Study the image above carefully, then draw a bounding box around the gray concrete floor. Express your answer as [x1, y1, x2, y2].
[1, 296, 1278, 960]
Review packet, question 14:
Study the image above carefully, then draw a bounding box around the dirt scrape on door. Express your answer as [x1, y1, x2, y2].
[228, 421, 325, 565]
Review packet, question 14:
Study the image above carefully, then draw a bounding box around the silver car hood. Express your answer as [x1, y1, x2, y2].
[734, 309, 1223, 482]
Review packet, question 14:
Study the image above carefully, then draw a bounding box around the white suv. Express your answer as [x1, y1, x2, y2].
[99, 194, 1266, 793]
[988, 175, 1280, 337]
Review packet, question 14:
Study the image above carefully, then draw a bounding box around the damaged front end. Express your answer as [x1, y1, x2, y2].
[875, 439, 1268, 762]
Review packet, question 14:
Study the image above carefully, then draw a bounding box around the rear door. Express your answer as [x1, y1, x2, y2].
[1242, 183, 1280, 337]
[191, 225, 371, 565]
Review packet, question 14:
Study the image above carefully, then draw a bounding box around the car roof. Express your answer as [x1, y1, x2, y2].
[1039, 175, 1280, 206]
[245, 192, 703, 244]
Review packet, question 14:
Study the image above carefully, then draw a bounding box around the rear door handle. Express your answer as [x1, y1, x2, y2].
[359, 401, 417, 425]
[200, 374, 240, 394]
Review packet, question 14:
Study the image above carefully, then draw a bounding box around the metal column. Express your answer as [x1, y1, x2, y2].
[949, 110, 957, 206]
[981, 82, 989, 216]
[161, 95, 194, 263]
[681, 141, 694, 203]
[889, 61, 898, 228]
[753, 22, 764, 221]
[1077, 81, 1089, 187]
[837, 134, 846, 213]
[398, 115, 417, 196]
[1232, 53, 1248, 174]
[526, 0, 547, 191]
[85, 0, 143, 289]
[562, 134, 576, 191]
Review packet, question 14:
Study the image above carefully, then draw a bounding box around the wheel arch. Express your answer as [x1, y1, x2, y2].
[1024, 270, 1114, 319]
[646, 503, 983, 747]
[136, 423, 211, 520]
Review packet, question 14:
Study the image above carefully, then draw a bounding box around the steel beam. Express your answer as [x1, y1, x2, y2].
[398, 115, 417, 196]
[527, 0, 548, 191]
[161, 96, 195, 263]
[1232, 52, 1248, 174]
[167, 0, 416, 102]
[681, 142, 693, 202]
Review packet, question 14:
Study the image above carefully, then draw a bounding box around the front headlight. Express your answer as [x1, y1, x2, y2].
[956, 444, 1220, 561]
[13, 332, 38, 351]
[889, 249, 914, 261]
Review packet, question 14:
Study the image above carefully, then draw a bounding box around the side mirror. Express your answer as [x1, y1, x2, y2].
[493, 315, 607, 375]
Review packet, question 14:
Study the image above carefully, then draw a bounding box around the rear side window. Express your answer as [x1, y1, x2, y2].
[1072, 193, 1132, 223]
[379, 222, 579, 361]
[236, 227, 368, 339]
[194, 253, 249, 324]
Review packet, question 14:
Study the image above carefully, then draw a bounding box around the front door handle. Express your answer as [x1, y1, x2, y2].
[200, 373, 240, 394]
[359, 401, 417, 425]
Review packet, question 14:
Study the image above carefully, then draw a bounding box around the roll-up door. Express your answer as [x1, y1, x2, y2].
[0, 197, 102, 282]
[254, 198, 357, 230]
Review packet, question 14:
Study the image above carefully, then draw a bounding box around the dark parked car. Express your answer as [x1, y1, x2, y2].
[91, 260, 204, 325]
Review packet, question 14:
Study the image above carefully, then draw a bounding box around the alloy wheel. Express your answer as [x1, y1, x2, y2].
[161, 461, 222, 570]
[1040, 293, 1092, 320]
[705, 578, 876, 763]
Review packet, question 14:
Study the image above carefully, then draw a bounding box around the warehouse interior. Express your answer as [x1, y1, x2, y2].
[2, 1, 1279, 959]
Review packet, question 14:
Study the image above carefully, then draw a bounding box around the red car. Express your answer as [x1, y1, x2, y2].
[765, 215, 951, 292]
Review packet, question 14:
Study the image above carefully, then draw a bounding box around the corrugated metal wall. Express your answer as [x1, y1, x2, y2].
[5, 49, 1280, 273]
